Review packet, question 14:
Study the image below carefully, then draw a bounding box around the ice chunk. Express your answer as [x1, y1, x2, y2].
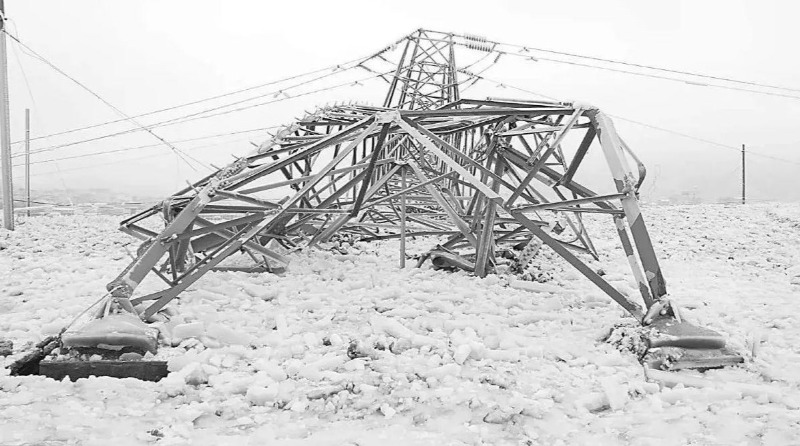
[246, 426, 276, 445]
[370, 315, 442, 348]
[453, 344, 471, 365]
[303, 332, 319, 348]
[40, 321, 65, 336]
[189, 304, 220, 324]
[167, 349, 205, 372]
[310, 354, 346, 372]
[172, 322, 205, 343]
[420, 363, 461, 380]
[329, 333, 344, 346]
[246, 384, 278, 406]
[277, 380, 297, 401]
[379, 404, 396, 418]
[275, 313, 290, 337]
[483, 408, 516, 424]
[183, 363, 209, 386]
[206, 323, 253, 346]
[307, 384, 346, 400]
[289, 398, 308, 412]
[253, 359, 288, 381]
[508, 278, 561, 294]
[574, 392, 609, 412]
[240, 283, 278, 301]
[600, 378, 629, 410]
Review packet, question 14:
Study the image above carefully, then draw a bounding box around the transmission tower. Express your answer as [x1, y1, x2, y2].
[384, 30, 460, 110]
[49, 29, 741, 373]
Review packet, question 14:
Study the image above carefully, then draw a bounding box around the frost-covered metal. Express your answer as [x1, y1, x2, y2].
[47, 29, 741, 371]
[111, 30, 666, 321]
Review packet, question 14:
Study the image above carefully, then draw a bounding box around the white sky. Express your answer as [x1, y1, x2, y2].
[5, 0, 800, 202]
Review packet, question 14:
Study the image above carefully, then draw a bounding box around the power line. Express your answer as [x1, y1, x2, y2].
[11, 26, 796, 171]
[26, 136, 257, 177]
[18, 68, 391, 158]
[28, 152, 174, 177]
[12, 125, 279, 166]
[19, 69, 389, 175]
[532, 54, 800, 101]
[2, 28, 210, 172]
[1, 25, 409, 199]
[8, 35, 393, 159]
[610, 115, 800, 166]
[480, 77, 800, 167]
[452, 32, 800, 95]
[458, 42, 800, 101]
[13, 124, 278, 160]
[479, 74, 559, 101]
[8, 58, 366, 146]
[130, 70, 393, 131]
[12, 198, 69, 206]
[6, 39, 394, 146]
[7, 22, 38, 113]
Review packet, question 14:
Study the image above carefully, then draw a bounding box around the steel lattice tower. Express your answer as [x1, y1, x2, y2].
[384, 30, 460, 110]
[50, 29, 742, 372]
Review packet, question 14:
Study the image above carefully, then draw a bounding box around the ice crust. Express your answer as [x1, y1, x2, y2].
[1, 205, 800, 444]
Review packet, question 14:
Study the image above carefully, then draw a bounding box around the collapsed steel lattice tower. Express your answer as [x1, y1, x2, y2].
[96, 30, 739, 369]
[112, 29, 660, 318]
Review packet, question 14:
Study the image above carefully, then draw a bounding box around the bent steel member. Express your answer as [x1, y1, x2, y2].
[46, 29, 739, 372]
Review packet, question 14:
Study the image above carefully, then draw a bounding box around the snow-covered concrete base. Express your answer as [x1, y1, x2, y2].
[2, 203, 799, 445]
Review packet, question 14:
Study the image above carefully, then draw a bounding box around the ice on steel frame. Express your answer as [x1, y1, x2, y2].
[107, 30, 668, 324]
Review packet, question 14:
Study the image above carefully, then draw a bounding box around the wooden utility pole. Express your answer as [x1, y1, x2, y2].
[741, 144, 746, 205]
[25, 108, 30, 216]
[0, 0, 13, 230]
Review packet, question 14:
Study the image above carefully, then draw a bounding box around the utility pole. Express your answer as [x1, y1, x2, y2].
[741, 144, 746, 205]
[0, 0, 12, 230]
[25, 108, 30, 216]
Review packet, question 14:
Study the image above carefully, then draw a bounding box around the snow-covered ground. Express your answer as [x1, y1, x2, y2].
[1, 203, 799, 445]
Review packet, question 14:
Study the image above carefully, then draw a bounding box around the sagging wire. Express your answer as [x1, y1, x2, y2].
[6, 37, 395, 146]
[452, 32, 800, 101]
[18, 67, 391, 159]
[2, 28, 211, 172]
[12, 126, 281, 166]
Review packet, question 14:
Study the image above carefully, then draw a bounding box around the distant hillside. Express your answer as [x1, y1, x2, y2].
[1, 188, 162, 206]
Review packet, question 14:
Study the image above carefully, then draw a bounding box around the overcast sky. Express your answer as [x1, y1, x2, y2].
[5, 0, 800, 202]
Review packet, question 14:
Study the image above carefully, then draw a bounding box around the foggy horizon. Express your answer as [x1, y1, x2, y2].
[2, 1, 799, 204]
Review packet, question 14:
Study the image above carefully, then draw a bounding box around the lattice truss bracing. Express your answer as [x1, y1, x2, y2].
[109, 30, 668, 323]
[113, 99, 665, 322]
[384, 29, 460, 110]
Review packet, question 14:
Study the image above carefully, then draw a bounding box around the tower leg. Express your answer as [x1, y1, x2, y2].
[590, 109, 667, 305]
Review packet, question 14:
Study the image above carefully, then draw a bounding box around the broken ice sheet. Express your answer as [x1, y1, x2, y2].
[1, 205, 799, 445]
